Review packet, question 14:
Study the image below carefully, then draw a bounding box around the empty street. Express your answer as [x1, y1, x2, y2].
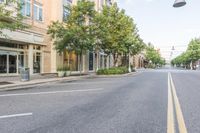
[0, 69, 200, 133]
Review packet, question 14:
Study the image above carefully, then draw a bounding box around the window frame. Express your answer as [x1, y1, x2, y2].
[33, 2, 43, 22]
[21, 0, 31, 17]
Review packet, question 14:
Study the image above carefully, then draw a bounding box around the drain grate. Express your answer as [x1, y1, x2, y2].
[0, 82, 13, 85]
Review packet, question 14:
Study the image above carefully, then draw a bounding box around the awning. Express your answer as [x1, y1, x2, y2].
[0, 29, 45, 45]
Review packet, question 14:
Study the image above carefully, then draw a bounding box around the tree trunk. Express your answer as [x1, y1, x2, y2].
[124, 52, 127, 67]
[113, 53, 118, 67]
[79, 50, 82, 75]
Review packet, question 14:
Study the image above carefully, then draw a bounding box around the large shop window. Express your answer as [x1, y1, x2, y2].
[64, 51, 78, 71]
[0, 53, 7, 74]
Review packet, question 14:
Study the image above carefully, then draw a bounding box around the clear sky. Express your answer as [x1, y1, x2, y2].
[117, 0, 200, 62]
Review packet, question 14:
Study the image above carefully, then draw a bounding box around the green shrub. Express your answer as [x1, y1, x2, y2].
[97, 67, 129, 75]
[57, 65, 70, 71]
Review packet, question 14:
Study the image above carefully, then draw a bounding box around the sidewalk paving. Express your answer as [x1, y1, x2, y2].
[0, 72, 138, 91]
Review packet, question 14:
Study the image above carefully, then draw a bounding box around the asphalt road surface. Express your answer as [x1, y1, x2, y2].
[0, 69, 200, 133]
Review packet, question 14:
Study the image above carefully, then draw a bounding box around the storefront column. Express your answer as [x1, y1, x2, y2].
[41, 47, 44, 73]
[96, 52, 99, 71]
[106, 56, 109, 69]
[82, 54, 86, 72]
[6, 54, 9, 74]
[102, 55, 105, 69]
[28, 45, 33, 75]
[51, 43, 57, 73]
[93, 52, 95, 71]
[16, 53, 19, 74]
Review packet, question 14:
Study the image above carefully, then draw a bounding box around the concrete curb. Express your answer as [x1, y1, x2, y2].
[0, 76, 89, 92]
[0, 72, 139, 92]
[93, 72, 138, 78]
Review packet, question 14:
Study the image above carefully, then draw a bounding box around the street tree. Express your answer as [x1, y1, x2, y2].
[187, 39, 200, 68]
[171, 38, 200, 69]
[0, 0, 26, 35]
[93, 3, 143, 66]
[145, 44, 163, 67]
[48, 0, 96, 74]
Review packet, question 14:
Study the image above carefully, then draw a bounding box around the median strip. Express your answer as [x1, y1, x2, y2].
[167, 73, 187, 133]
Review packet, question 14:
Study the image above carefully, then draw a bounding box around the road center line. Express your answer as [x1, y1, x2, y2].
[167, 73, 175, 133]
[169, 73, 187, 133]
[0, 88, 104, 97]
[0, 113, 33, 119]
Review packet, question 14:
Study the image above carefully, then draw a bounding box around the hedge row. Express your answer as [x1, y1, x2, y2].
[97, 67, 129, 75]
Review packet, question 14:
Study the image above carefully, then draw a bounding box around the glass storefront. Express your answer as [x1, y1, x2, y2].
[0, 53, 7, 73]
[64, 51, 78, 71]
[0, 43, 42, 75]
[9, 54, 17, 73]
[0, 51, 17, 74]
[89, 52, 94, 71]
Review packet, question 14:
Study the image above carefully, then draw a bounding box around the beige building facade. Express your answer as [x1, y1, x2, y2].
[0, 0, 115, 76]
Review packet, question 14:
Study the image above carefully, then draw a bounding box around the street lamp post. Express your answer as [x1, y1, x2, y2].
[173, 0, 186, 8]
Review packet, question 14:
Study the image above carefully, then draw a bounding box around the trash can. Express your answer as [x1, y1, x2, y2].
[20, 68, 30, 82]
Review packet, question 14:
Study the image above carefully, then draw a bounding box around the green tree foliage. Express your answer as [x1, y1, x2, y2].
[171, 39, 200, 69]
[48, 0, 96, 74]
[145, 44, 164, 67]
[0, 0, 26, 35]
[93, 3, 144, 66]
[48, 1, 145, 70]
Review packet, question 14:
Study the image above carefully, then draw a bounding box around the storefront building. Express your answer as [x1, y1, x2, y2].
[0, 0, 115, 76]
[0, 0, 50, 76]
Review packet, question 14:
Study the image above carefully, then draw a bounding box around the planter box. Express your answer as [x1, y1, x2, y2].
[58, 71, 65, 77]
[65, 71, 71, 77]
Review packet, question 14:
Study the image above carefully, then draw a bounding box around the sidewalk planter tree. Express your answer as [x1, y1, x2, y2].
[48, 0, 96, 75]
[57, 65, 71, 77]
[57, 66, 65, 77]
[63, 65, 71, 77]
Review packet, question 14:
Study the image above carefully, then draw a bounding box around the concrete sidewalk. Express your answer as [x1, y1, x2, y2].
[0, 72, 138, 91]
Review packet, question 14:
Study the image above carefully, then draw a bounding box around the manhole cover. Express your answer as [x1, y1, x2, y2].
[0, 82, 13, 85]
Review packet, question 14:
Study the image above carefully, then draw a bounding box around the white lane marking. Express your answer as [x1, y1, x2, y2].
[167, 73, 175, 133]
[0, 88, 104, 97]
[57, 82, 114, 85]
[0, 113, 33, 119]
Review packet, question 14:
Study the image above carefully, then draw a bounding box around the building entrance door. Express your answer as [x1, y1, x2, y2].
[89, 52, 94, 71]
[0, 51, 17, 74]
[0, 51, 7, 74]
[8, 53, 17, 73]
